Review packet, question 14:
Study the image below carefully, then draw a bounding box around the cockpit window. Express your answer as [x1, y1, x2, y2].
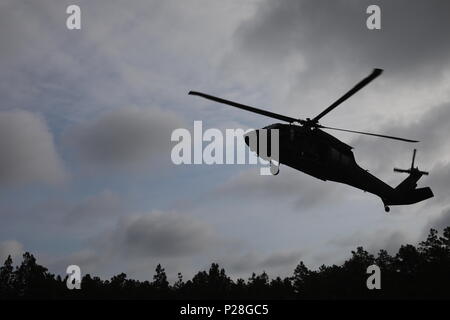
[329, 147, 353, 166]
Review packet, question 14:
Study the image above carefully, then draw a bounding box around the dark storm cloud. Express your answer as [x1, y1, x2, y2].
[66, 107, 184, 170]
[0, 110, 66, 186]
[113, 211, 215, 257]
[235, 0, 450, 78]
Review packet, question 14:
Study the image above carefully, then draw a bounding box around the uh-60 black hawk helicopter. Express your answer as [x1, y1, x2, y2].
[189, 69, 433, 212]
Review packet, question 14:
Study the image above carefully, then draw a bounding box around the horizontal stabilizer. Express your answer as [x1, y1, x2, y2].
[385, 186, 434, 206]
[407, 187, 434, 204]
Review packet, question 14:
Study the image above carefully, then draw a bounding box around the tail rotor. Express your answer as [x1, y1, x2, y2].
[394, 149, 429, 175]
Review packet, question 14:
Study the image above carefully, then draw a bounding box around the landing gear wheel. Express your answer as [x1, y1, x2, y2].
[384, 206, 390, 213]
[270, 161, 280, 175]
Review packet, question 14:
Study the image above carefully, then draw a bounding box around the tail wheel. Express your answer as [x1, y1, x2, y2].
[384, 206, 390, 213]
[270, 161, 280, 175]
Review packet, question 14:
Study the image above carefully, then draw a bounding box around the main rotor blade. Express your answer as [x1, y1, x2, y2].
[312, 68, 383, 122]
[189, 91, 298, 123]
[318, 125, 418, 143]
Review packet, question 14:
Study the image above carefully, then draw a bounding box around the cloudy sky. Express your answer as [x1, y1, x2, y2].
[1, 0, 450, 282]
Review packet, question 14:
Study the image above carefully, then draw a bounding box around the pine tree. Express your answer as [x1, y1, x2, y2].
[0, 255, 14, 298]
[152, 264, 169, 291]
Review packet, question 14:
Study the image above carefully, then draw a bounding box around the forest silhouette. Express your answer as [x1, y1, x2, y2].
[1, 227, 450, 299]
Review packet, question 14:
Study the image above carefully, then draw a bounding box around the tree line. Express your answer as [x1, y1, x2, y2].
[1, 227, 450, 299]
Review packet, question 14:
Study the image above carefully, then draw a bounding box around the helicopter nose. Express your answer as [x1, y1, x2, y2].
[244, 129, 259, 152]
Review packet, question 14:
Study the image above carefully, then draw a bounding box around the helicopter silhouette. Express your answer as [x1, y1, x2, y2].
[189, 69, 433, 212]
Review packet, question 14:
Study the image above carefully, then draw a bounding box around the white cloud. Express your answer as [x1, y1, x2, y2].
[114, 211, 216, 257]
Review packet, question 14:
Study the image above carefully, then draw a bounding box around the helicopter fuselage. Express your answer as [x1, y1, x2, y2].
[246, 123, 432, 209]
